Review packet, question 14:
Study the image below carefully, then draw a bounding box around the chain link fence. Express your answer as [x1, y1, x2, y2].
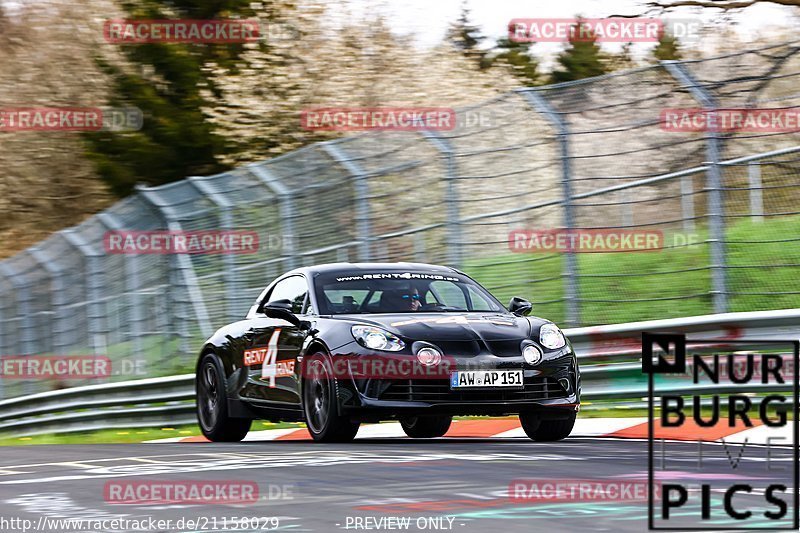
[1, 41, 800, 399]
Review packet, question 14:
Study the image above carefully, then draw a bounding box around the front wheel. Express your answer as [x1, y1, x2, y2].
[400, 415, 452, 438]
[302, 354, 360, 442]
[196, 353, 252, 442]
[520, 412, 576, 441]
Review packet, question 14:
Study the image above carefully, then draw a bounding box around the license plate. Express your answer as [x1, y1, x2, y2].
[450, 370, 523, 388]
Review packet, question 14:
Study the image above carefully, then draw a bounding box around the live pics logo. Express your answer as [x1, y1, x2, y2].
[643, 332, 799, 531]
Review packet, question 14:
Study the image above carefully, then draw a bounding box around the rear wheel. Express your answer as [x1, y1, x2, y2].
[196, 353, 252, 442]
[303, 354, 360, 442]
[400, 415, 452, 438]
[520, 412, 576, 441]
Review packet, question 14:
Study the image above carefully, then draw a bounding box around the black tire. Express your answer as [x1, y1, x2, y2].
[400, 415, 452, 438]
[520, 412, 576, 441]
[196, 353, 252, 442]
[302, 354, 360, 442]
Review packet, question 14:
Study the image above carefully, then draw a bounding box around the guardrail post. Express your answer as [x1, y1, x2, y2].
[135, 187, 214, 348]
[421, 131, 462, 269]
[748, 161, 764, 223]
[188, 176, 241, 322]
[61, 230, 108, 358]
[519, 89, 580, 327]
[323, 142, 373, 262]
[247, 164, 298, 270]
[663, 61, 728, 313]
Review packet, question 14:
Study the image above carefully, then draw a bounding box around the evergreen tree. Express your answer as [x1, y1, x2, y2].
[653, 30, 682, 61]
[608, 42, 636, 71]
[446, 2, 487, 67]
[84, 0, 261, 196]
[491, 37, 539, 85]
[550, 18, 608, 83]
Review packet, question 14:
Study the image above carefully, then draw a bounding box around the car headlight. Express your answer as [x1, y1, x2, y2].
[539, 323, 566, 350]
[351, 325, 405, 352]
[522, 344, 542, 365]
[416, 346, 442, 366]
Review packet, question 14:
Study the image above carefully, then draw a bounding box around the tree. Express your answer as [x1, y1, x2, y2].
[84, 0, 264, 196]
[446, 2, 487, 67]
[0, 0, 119, 257]
[201, 9, 517, 166]
[609, 42, 637, 71]
[648, 0, 799, 10]
[550, 19, 609, 83]
[652, 30, 683, 61]
[489, 37, 540, 85]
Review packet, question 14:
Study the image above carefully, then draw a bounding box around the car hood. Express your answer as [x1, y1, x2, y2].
[336, 313, 549, 342]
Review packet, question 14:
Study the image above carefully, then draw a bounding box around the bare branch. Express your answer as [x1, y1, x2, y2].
[647, 0, 799, 10]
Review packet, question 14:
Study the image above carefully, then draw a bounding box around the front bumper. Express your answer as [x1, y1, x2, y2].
[335, 346, 581, 418]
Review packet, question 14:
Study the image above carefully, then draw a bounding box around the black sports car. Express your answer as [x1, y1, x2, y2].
[195, 262, 580, 442]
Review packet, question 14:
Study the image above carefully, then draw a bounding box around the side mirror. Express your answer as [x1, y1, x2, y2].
[264, 304, 302, 328]
[508, 297, 533, 317]
[266, 299, 293, 310]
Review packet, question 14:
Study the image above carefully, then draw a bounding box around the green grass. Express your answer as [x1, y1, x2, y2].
[467, 215, 800, 325]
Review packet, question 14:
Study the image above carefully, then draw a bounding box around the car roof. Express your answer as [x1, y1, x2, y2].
[285, 262, 463, 278]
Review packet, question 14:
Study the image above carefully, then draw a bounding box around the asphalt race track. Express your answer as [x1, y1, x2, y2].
[0, 436, 793, 533]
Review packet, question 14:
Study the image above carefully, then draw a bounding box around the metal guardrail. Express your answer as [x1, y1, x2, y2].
[0, 309, 797, 437]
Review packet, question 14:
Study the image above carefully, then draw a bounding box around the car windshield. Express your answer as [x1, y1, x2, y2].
[314, 271, 505, 315]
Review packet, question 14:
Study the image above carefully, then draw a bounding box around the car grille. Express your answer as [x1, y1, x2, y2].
[378, 376, 569, 404]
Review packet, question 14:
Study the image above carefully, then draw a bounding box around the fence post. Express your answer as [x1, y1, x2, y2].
[620, 189, 633, 227]
[681, 174, 695, 232]
[0, 266, 10, 398]
[61, 230, 108, 358]
[29, 248, 68, 355]
[748, 162, 764, 223]
[322, 142, 373, 262]
[247, 164, 298, 270]
[96, 212, 147, 362]
[135, 187, 214, 349]
[663, 61, 728, 314]
[0, 262, 35, 395]
[0, 263, 35, 357]
[421, 131, 462, 269]
[188, 176, 241, 322]
[414, 231, 427, 263]
[519, 89, 580, 327]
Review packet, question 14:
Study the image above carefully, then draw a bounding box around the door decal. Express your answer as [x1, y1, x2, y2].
[243, 328, 295, 388]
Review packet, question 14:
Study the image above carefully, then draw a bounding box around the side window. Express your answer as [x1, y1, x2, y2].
[266, 276, 308, 314]
[466, 285, 495, 311]
[430, 281, 467, 308]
